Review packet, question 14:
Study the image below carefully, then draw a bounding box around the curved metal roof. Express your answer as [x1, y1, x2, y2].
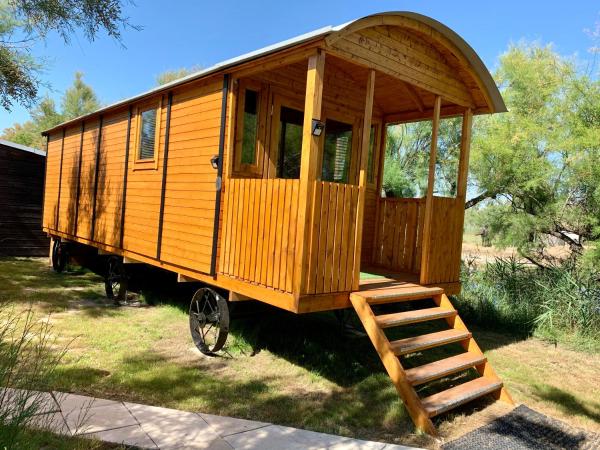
[43, 11, 504, 134]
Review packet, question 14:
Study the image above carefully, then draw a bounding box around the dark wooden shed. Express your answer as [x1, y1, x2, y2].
[0, 139, 49, 256]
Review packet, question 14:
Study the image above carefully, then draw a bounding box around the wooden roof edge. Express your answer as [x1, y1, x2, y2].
[0, 139, 46, 156]
[42, 11, 505, 136]
[326, 12, 506, 115]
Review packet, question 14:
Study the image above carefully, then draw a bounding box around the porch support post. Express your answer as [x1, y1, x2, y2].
[456, 108, 473, 202]
[419, 95, 442, 284]
[294, 49, 325, 298]
[352, 69, 376, 290]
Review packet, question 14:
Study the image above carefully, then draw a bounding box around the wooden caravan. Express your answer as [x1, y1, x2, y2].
[42, 12, 513, 434]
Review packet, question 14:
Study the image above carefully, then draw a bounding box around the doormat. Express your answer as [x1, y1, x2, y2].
[442, 405, 600, 450]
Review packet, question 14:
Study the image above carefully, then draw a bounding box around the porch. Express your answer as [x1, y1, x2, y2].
[218, 24, 478, 311]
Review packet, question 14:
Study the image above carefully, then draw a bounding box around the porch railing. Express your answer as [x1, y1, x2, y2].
[420, 196, 463, 284]
[303, 181, 361, 295]
[220, 178, 299, 293]
[372, 197, 425, 274]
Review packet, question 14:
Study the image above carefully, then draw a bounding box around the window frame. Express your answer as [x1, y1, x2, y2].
[269, 93, 305, 179]
[132, 97, 162, 170]
[233, 79, 267, 176]
[318, 108, 360, 185]
[367, 120, 382, 188]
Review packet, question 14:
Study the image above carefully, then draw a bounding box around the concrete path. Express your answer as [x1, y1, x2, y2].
[5, 388, 420, 449]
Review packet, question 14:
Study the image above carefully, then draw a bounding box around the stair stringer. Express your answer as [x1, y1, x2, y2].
[349, 294, 438, 436]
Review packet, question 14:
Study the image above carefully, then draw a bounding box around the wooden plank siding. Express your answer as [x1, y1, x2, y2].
[326, 25, 475, 108]
[0, 144, 48, 256]
[304, 181, 360, 295]
[220, 178, 299, 293]
[372, 198, 425, 274]
[420, 196, 463, 285]
[94, 109, 129, 248]
[160, 77, 224, 273]
[42, 76, 226, 276]
[42, 133, 62, 231]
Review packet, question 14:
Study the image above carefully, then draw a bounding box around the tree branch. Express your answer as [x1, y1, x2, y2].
[465, 191, 496, 209]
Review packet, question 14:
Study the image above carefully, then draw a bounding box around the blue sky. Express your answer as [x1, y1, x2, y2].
[1, 0, 598, 127]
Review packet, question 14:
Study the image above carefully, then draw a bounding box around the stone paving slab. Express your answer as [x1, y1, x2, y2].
[1, 387, 60, 417]
[125, 402, 230, 449]
[222, 424, 412, 450]
[88, 424, 158, 449]
[199, 412, 270, 437]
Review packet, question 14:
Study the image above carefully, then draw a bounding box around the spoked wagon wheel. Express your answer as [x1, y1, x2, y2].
[51, 239, 68, 273]
[105, 256, 128, 304]
[189, 287, 229, 355]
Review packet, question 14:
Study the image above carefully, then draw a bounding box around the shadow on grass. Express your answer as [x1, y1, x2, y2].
[532, 385, 600, 423]
[54, 347, 419, 445]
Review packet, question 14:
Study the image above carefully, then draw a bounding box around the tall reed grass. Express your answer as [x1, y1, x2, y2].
[454, 256, 600, 351]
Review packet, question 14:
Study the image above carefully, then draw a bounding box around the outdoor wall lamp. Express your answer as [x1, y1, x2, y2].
[311, 119, 325, 136]
[210, 155, 220, 170]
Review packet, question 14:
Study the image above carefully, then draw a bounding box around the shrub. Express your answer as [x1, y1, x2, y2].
[454, 256, 600, 350]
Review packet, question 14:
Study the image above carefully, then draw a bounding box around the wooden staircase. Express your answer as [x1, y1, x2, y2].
[350, 282, 513, 436]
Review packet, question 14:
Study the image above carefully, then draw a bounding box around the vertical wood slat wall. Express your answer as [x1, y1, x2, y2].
[372, 197, 425, 274]
[303, 181, 361, 295]
[220, 178, 299, 293]
[420, 196, 463, 284]
[42, 76, 224, 276]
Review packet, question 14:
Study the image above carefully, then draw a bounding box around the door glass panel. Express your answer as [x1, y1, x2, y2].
[277, 106, 304, 179]
[241, 89, 259, 165]
[322, 119, 353, 183]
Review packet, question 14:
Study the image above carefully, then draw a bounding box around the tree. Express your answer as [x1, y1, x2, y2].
[1, 72, 100, 148]
[0, 0, 136, 111]
[469, 43, 600, 266]
[155, 66, 202, 86]
[61, 71, 100, 119]
[383, 118, 461, 198]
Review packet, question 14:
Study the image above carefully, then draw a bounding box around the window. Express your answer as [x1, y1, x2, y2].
[277, 106, 304, 179]
[133, 99, 162, 169]
[234, 81, 265, 174]
[241, 89, 259, 165]
[138, 107, 157, 160]
[322, 119, 353, 183]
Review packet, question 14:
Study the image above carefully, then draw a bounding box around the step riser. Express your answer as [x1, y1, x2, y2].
[366, 293, 439, 305]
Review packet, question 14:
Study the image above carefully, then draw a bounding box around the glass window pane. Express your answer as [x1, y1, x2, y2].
[278, 106, 304, 179]
[139, 108, 156, 160]
[322, 119, 353, 183]
[241, 89, 259, 165]
[367, 125, 376, 183]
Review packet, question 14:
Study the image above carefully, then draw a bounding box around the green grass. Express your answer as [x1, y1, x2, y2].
[8, 429, 119, 449]
[1, 257, 599, 448]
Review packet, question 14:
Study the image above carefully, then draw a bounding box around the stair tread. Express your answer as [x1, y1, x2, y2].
[376, 307, 456, 328]
[421, 377, 503, 417]
[351, 285, 443, 304]
[406, 352, 487, 385]
[390, 329, 471, 355]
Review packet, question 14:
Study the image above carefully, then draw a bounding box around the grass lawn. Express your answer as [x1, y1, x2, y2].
[1, 257, 599, 449]
[12, 430, 118, 450]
